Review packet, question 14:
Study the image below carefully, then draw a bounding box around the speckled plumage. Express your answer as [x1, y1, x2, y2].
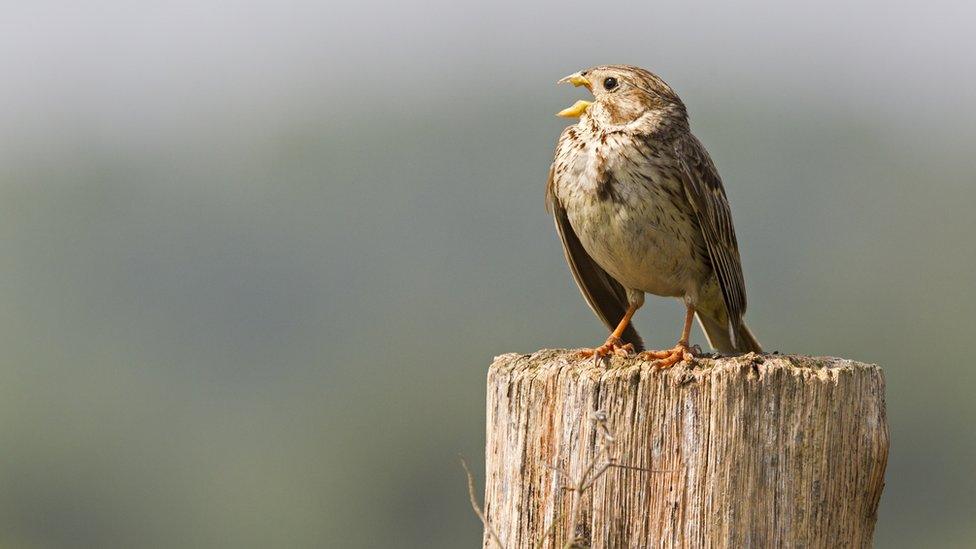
[546, 65, 761, 354]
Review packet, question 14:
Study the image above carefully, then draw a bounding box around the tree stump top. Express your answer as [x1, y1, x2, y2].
[483, 350, 888, 548]
[491, 349, 881, 380]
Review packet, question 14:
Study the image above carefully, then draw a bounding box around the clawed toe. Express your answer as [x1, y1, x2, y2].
[579, 338, 635, 362]
[638, 343, 695, 369]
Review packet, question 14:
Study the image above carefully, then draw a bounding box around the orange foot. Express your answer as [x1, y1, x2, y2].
[639, 342, 695, 369]
[579, 337, 635, 362]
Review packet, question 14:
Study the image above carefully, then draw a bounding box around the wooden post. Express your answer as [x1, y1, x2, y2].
[483, 350, 888, 548]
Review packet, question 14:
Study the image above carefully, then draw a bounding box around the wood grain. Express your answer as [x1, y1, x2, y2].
[483, 351, 888, 548]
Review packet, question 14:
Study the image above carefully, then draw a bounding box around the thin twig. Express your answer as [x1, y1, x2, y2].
[579, 462, 612, 493]
[605, 463, 675, 474]
[523, 410, 677, 549]
[546, 463, 570, 479]
[560, 410, 616, 548]
[460, 455, 506, 549]
[536, 507, 563, 549]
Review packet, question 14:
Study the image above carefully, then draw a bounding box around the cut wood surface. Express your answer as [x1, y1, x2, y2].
[483, 350, 888, 548]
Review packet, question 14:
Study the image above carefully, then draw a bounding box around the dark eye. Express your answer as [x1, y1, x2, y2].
[603, 77, 618, 90]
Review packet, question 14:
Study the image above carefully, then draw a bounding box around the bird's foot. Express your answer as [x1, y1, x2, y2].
[579, 337, 635, 362]
[639, 342, 695, 369]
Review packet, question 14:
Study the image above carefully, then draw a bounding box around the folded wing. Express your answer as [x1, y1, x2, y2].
[546, 165, 644, 351]
[673, 135, 748, 346]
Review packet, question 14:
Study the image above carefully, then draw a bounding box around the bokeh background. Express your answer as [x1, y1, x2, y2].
[1, 1, 974, 547]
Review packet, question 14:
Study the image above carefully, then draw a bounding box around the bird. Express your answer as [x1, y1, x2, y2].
[546, 64, 762, 367]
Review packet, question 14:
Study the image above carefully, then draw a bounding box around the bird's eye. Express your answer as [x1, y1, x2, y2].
[603, 77, 618, 90]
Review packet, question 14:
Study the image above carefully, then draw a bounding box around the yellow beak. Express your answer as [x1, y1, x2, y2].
[556, 99, 594, 118]
[557, 72, 593, 118]
[558, 72, 591, 89]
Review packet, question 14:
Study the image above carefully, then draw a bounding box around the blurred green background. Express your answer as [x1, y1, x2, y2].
[1, 1, 974, 547]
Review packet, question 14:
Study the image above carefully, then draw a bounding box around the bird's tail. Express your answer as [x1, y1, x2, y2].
[734, 321, 764, 354]
[697, 313, 763, 355]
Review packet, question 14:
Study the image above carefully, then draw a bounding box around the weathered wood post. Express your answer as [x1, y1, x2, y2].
[483, 350, 888, 548]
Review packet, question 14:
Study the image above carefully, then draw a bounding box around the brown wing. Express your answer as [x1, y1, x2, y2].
[546, 165, 644, 351]
[673, 135, 747, 341]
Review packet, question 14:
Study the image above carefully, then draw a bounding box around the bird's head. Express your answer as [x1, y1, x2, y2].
[557, 65, 686, 128]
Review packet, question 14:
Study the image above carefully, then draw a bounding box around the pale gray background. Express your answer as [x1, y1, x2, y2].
[1, 1, 974, 547]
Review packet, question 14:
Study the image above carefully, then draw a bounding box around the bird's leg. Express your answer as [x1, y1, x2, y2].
[580, 302, 639, 360]
[639, 305, 696, 368]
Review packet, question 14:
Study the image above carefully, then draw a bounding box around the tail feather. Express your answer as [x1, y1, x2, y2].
[697, 313, 763, 355]
[734, 321, 763, 354]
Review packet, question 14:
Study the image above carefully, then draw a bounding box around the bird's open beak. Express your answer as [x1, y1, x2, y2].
[557, 72, 593, 118]
[558, 72, 591, 89]
[556, 100, 594, 118]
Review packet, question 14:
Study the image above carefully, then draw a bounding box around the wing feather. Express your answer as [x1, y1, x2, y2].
[546, 165, 644, 351]
[673, 135, 748, 341]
